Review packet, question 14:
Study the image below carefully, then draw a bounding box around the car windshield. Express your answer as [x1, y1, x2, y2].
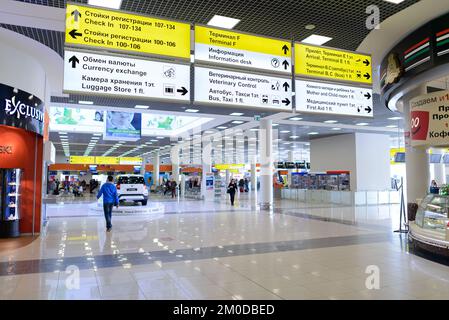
[117, 176, 144, 184]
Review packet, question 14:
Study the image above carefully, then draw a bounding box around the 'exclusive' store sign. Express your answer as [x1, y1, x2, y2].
[0, 83, 44, 136]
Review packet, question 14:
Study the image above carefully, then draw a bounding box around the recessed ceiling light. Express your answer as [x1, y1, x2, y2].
[290, 117, 303, 121]
[185, 109, 199, 113]
[135, 105, 150, 109]
[386, 125, 398, 128]
[207, 15, 240, 29]
[250, 128, 259, 131]
[331, 128, 342, 131]
[88, 0, 122, 9]
[305, 24, 316, 30]
[324, 120, 338, 124]
[78, 100, 94, 105]
[356, 123, 369, 126]
[280, 130, 291, 133]
[151, 139, 158, 142]
[388, 117, 402, 120]
[272, 123, 279, 127]
[308, 132, 319, 135]
[383, 0, 405, 4]
[232, 121, 244, 124]
[156, 137, 164, 139]
[290, 136, 299, 139]
[230, 112, 244, 116]
[217, 126, 227, 130]
[302, 34, 333, 45]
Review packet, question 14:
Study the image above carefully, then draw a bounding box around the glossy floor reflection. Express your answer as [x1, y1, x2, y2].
[1, 193, 449, 300]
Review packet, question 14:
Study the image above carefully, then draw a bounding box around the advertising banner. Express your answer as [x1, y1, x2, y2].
[104, 111, 141, 141]
[0, 83, 44, 136]
[49, 107, 103, 133]
[410, 91, 449, 148]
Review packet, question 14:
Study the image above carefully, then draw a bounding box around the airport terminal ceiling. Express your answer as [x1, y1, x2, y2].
[1, 0, 417, 160]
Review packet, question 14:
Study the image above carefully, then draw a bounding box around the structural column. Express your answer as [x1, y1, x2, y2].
[225, 169, 230, 185]
[403, 86, 430, 203]
[152, 151, 160, 187]
[171, 146, 180, 184]
[201, 137, 212, 200]
[140, 155, 149, 175]
[259, 119, 273, 209]
[251, 156, 257, 192]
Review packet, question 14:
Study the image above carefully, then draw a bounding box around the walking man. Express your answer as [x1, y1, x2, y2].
[97, 175, 119, 232]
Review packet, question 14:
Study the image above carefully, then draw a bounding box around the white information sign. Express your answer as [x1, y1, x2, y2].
[194, 67, 292, 110]
[295, 80, 373, 117]
[63, 49, 190, 101]
[195, 43, 292, 74]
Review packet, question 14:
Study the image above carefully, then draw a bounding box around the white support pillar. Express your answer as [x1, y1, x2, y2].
[201, 136, 212, 200]
[171, 146, 180, 184]
[153, 151, 160, 187]
[259, 119, 273, 210]
[225, 169, 230, 185]
[140, 156, 148, 175]
[403, 86, 430, 203]
[251, 156, 257, 192]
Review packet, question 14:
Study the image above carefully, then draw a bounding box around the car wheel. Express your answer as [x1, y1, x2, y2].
[141, 200, 147, 206]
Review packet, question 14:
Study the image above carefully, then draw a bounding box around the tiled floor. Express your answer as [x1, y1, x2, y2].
[1, 193, 449, 300]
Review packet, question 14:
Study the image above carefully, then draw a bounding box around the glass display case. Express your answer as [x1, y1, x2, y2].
[409, 194, 449, 255]
[0, 169, 22, 238]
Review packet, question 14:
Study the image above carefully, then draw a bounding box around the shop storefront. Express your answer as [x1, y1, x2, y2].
[0, 83, 44, 237]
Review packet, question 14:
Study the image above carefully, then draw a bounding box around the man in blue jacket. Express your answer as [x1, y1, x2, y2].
[97, 175, 119, 232]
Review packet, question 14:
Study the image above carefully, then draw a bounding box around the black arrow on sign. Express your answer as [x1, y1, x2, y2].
[71, 9, 81, 22]
[363, 59, 370, 67]
[177, 87, 188, 96]
[283, 82, 290, 92]
[282, 60, 290, 70]
[364, 92, 371, 100]
[365, 106, 372, 114]
[68, 55, 79, 68]
[282, 98, 291, 106]
[69, 29, 82, 39]
[282, 45, 289, 55]
[364, 73, 371, 80]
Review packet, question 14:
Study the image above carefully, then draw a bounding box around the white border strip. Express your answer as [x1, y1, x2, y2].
[405, 56, 431, 72]
[404, 42, 429, 60]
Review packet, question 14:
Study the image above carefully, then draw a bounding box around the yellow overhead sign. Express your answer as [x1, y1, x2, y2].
[65, 4, 191, 59]
[95, 156, 120, 165]
[195, 26, 291, 57]
[69, 156, 95, 164]
[214, 164, 246, 170]
[295, 44, 372, 85]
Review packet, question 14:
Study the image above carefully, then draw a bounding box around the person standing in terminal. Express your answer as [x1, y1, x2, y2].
[227, 179, 238, 206]
[96, 175, 119, 232]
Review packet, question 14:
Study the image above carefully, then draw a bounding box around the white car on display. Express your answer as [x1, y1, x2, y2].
[116, 175, 148, 206]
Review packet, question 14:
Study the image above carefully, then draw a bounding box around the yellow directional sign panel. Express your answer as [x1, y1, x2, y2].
[95, 156, 120, 165]
[65, 4, 191, 59]
[69, 156, 95, 164]
[295, 44, 372, 85]
[195, 26, 291, 73]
